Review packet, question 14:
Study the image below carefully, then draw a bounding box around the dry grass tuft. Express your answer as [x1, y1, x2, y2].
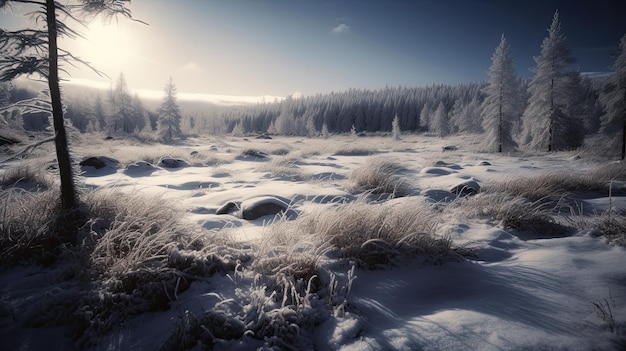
[345, 158, 412, 197]
[482, 172, 606, 202]
[260, 198, 459, 269]
[0, 188, 60, 265]
[0, 161, 55, 190]
[257, 157, 305, 180]
[455, 192, 572, 236]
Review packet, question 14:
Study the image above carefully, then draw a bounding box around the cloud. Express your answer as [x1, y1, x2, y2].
[180, 62, 205, 73]
[332, 23, 350, 34]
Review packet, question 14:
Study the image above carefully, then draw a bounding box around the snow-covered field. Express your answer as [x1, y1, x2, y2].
[1, 134, 625, 350]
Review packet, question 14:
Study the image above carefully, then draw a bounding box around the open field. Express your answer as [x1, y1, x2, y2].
[1, 133, 625, 350]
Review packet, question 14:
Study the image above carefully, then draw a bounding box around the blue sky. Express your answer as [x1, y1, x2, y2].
[1, 0, 625, 101]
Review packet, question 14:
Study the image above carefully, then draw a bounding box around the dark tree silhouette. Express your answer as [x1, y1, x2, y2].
[0, 0, 135, 212]
[600, 34, 626, 160]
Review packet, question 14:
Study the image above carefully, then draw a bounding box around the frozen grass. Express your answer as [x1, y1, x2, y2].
[254, 215, 326, 285]
[0, 188, 60, 265]
[455, 192, 572, 236]
[260, 198, 460, 269]
[588, 162, 626, 182]
[211, 166, 232, 177]
[5, 135, 625, 349]
[482, 172, 607, 202]
[257, 157, 305, 180]
[0, 186, 245, 346]
[77, 140, 234, 167]
[345, 158, 412, 197]
[239, 148, 269, 158]
[483, 162, 626, 203]
[332, 146, 376, 156]
[0, 161, 55, 190]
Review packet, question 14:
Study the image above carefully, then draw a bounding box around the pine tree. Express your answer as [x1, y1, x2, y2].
[321, 122, 330, 139]
[521, 10, 583, 151]
[391, 114, 401, 140]
[431, 102, 449, 137]
[600, 34, 626, 159]
[157, 77, 183, 142]
[461, 96, 484, 134]
[480, 34, 520, 152]
[108, 73, 135, 134]
[0, 0, 135, 212]
[419, 102, 431, 132]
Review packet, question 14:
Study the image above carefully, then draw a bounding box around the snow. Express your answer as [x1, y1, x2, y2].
[1, 134, 625, 350]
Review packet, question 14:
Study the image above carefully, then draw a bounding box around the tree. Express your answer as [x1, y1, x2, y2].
[391, 114, 401, 141]
[600, 34, 626, 160]
[480, 34, 520, 152]
[108, 72, 136, 134]
[0, 0, 135, 213]
[431, 101, 449, 137]
[419, 102, 431, 132]
[521, 10, 583, 151]
[321, 121, 330, 139]
[157, 77, 183, 142]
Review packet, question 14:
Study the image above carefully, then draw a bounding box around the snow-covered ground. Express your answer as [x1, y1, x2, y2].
[1, 134, 625, 350]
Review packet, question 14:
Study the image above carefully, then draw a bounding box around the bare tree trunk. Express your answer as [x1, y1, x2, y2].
[45, 0, 78, 210]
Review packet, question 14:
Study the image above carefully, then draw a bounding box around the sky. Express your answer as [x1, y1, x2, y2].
[1, 0, 625, 104]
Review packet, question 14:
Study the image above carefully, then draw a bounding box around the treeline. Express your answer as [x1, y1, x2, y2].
[223, 82, 486, 137]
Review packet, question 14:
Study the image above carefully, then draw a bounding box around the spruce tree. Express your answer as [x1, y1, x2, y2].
[600, 34, 626, 160]
[0, 0, 135, 213]
[521, 10, 583, 151]
[480, 34, 520, 152]
[157, 77, 183, 142]
[431, 102, 449, 137]
[392, 114, 401, 141]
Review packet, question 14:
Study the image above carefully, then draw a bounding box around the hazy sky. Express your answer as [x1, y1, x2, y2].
[1, 0, 625, 102]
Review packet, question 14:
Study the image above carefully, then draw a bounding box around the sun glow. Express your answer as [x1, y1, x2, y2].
[79, 21, 133, 73]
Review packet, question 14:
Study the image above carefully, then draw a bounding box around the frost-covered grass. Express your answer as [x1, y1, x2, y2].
[257, 157, 305, 180]
[455, 192, 572, 236]
[0, 188, 60, 265]
[2, 134, 625, 350]
[0, 160, 55, 190]
[345, 158, 412, 197]
[259, 197, 459, 269]
[0, 186, 244, 346]
[483, 172, 606, 201]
